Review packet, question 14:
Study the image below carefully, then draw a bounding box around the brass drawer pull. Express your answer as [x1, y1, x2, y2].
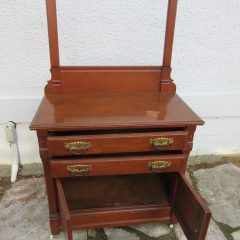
[67, 164, 92, 176]
[150, 137, 173, 149]
[149, 161, 172, 171]
[65, 141, 92, 153]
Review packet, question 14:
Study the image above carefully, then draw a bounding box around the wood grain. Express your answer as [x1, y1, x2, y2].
[47, 131, 188, 156]
[50, 154, 186, 178]
[30, 92, 204, 131]
[173, 173, 211, 240]
[30, 0, 210, 239]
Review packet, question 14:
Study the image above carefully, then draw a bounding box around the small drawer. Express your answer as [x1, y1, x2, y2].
[47, 131, 188, 156]
[50, 154, 186, 178]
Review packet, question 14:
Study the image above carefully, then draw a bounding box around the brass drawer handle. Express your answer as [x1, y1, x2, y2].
[149, 161, 172, 171]
[65, 141, 92, 153]
[150, 137, 173, 149]
[67, 164, 92, 176]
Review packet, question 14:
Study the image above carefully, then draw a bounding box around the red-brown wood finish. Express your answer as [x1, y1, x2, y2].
[44, 0, 178, 93]
[37, 130, 60, 235]
[30, 0, 211, 239]
[30, 92, 203, 131]
[50, 154, 186, 178]
[56, 179, 73, 240]
[61, 66, 162, 93]
[56, 174, 172, 231]
[70, 206, 171, 230]
[47, 131, 188, 156]
[161, 0, 178, 92]
[173, 173, 211, 240]
[45, 0, 61, 94]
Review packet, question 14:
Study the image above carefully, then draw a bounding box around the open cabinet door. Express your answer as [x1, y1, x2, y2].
[56, 179, 73, 240]
[173, 173, 211, 240]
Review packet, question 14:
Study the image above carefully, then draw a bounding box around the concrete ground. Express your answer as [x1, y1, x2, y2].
[0, 155, 240, 240]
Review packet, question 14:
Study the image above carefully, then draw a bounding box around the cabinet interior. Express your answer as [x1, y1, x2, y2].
[60, 173, 171, 211]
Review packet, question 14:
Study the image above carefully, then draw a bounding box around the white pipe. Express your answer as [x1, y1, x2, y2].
[4, 121, 22, 182]
[10, 142, 21, 182]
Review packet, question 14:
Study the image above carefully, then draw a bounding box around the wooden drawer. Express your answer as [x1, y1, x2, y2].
[56, 173, 211, 240]
[47, 131, 188, 156]
[50, 154, 186, 178]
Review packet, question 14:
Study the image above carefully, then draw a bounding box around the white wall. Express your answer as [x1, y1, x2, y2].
[1, 0, 240, 164]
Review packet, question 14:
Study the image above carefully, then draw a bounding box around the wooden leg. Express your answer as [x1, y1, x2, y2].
[49, 213, 60, 235]
[42, 161, 60, 235]
[37, 130, 60, 235]
[170, 213, 178, 225]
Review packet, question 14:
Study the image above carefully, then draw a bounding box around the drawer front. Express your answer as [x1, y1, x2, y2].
[47, 131, 188, 156]
[50, 154, 186, 178]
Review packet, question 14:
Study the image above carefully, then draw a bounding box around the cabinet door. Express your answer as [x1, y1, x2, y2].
[173, 173, 211, 240]
[56, 179, 73, 240]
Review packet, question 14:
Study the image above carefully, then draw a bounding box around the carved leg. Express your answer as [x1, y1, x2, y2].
[37, 130, 60, 235]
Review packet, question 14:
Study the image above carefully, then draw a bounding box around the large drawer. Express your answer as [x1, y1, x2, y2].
[50, 154, 186, 178]
[56, 173, 211, 240]
[47, 131, 188, 156]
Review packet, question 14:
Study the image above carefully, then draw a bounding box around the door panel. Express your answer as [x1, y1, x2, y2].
[56, 179, 73, 240]
[173, 173, 211, 240]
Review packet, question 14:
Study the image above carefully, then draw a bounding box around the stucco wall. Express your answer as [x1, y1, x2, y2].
[0, 0, 240, 164]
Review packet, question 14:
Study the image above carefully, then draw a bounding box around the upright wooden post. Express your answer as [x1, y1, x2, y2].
[161, 0, 178, 93]
[45, 0, 61, 93]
